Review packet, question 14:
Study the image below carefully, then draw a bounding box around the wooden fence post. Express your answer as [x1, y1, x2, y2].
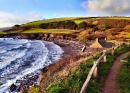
[82, 45, 86, 52]
[103, 50, 106, 62]
[111, 47, 114, 56]
[93, 62, 98, 78]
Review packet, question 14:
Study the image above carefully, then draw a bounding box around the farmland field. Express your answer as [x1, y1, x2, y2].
[22, 29, 73, 34]
[21, 17, 84, 27]
[105, 17, 130, 20]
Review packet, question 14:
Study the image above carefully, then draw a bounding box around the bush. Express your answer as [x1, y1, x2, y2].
[29, 85, 41, 93]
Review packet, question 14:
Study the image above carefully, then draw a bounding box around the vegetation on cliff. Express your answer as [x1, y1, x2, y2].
[0, 17, 130, 41]
[45, 44, 130, 93]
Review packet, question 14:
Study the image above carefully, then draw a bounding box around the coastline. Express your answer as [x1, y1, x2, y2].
[38, 39, 104, 92]
[15, 39, 86, 92]
[4, 38, 104, 92]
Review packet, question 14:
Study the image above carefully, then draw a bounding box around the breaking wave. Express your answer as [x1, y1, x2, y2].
[0, 38, 63, 93]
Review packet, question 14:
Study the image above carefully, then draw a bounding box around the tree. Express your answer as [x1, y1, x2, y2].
[57, 21, 66, 29]
[64, 20, 77, 29]
[104, 24, 110, 30]
[78, 21, 87, 30]
[92, 26, 98, 32]
[13, 24, 20, 28]
[39, 23, 49, 29]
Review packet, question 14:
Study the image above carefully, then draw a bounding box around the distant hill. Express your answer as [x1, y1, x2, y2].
[0, 27, 12, 31]
[0, 17, 130, 41]
[21, 17, 88, 27]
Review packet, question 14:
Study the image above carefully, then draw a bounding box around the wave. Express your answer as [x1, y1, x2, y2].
[0, 38, 63, 93]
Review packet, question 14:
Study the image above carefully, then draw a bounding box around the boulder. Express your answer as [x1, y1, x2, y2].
[9, 83, 17, 92]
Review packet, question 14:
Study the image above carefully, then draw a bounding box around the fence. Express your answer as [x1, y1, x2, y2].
[80, 44, 120, 93]
[80, 42, 130, 93]
[80, 50, 107, 93]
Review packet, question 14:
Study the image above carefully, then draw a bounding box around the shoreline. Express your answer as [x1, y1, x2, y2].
[12, 39, 86, 92]
[6, 39, 104, 92]
[38, 39, 105, 92]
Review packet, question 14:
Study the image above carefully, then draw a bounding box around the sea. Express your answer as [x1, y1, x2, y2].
[0, 38, 64, 93]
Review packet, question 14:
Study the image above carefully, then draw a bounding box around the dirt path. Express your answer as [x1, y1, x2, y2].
[101, 51, 130, 93]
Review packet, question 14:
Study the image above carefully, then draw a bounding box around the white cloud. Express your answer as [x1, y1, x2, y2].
[82, 0, 130, 16]
[0, 12, 43, 27]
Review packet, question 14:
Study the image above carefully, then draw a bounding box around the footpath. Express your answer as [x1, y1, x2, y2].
[101, 51, 130, 93]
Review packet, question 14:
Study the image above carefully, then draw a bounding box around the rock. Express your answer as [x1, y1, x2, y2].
[9, 83, 17, 92]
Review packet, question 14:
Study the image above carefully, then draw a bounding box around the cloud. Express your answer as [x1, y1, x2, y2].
[0, 12, 43, 27]
[82, 0, 130, 16]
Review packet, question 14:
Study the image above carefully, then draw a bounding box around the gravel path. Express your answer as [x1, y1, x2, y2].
[101, 51, 130, 93]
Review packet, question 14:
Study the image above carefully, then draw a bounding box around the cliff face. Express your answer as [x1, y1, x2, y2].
[0, 33, 78, 41]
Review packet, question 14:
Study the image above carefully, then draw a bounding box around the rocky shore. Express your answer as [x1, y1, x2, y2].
[7, 38, 104, 92]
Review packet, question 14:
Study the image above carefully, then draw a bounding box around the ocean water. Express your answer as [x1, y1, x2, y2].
[0, 38, 64, 93]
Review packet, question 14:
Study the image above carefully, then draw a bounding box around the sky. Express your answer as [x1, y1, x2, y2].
[0, 0, 130, 27]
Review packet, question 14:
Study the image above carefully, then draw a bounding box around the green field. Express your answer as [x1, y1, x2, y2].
[22, 29, 72, 34]
[0, 31, 7, 35]
[0, 30, 21, 35]
[21, 17, 130, 28]
[105, 17, 130, 20]
[21, 17, 86, 27]
[74, 19, 86, 24]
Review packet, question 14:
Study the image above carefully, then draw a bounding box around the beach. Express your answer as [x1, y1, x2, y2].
[1, 38, 105, 92]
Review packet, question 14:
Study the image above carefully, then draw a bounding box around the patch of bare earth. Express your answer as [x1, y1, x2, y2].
[101, 51, 130, 93]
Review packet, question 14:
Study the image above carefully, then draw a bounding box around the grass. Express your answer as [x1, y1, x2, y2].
[120, 32, 130, 39]
[126, 39, 130, 42]
[0, 31, 7, 34]
[0, 30, 21, 35]
[22, 29, 72, 34]
[74, 19, 86, 24]
[117, 53, 130, 93]
[46, 54, 100, 93]
[105, 17, 130, 20]
[21, 17, 86, 27]
[46, 44, 130, 93]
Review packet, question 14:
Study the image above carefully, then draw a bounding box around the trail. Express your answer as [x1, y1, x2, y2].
[101, 51, 130, 93]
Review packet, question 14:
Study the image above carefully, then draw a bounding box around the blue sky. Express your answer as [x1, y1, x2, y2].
[0, 0, 130, 27]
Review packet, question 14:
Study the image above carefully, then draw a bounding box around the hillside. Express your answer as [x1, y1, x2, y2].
[21, 17, 88, 27]
[0, 17, 130, 41]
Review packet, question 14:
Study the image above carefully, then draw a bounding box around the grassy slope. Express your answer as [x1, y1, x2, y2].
[1, 17, 130, 35]
[21, 17, 87, 27]
[106, 17, 130, 20]
[46, 44, 130, 93]
[117, 54, 130, 93]
[120, 32, 130, 39]
[22, 29, 72, 34]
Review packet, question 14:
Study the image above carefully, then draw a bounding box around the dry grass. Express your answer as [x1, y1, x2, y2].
[39, 49, 103, 92]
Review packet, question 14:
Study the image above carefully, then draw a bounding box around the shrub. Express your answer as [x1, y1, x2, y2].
[29, 85, 41, 93]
